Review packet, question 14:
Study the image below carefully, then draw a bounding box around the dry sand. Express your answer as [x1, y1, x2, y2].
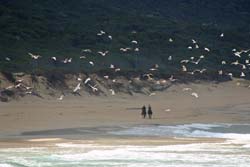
[1, 79, 250, 142]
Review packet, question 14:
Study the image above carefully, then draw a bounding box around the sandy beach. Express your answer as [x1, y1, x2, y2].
[1, 79, 250, 140]
[1, 80, 250, 166]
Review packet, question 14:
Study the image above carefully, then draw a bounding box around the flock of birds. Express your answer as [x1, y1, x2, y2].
[3, 30, 250, 103]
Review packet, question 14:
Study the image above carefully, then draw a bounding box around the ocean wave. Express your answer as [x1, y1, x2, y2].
[108, 123, 250, 147]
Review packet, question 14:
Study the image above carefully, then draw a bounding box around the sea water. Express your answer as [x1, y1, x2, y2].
[0, 123, 250, 167]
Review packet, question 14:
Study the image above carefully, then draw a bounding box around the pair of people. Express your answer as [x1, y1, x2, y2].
[141, 105, 153, 119]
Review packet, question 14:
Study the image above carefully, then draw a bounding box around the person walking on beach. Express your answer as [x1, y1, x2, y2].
[147, 105, 153, 119]
[141, 105, 146, 118]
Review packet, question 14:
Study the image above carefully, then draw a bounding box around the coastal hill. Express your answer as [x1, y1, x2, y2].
[0, 0, 250, 74]
[1, 0, 250, 102]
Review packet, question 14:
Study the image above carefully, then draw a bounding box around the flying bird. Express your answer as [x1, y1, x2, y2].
[98, 51, 109, 56]
[73, 83, 81, 92]
[109, 89, 115, 95]
[191, 92, 199, 98]
[81, 49, 92, 53]
[57, 95, 64, 101]
[182, 65, 187, 72]
[51, 57, 57, 61]
[29, 53, 41, 59]
[84, 77, 91, 84]
[5, 57, 11, 61]
[131, 40, 138, 44]
[168, 56, 172, 61]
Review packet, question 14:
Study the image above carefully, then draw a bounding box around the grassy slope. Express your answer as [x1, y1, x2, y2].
[0, 0, 250, 76]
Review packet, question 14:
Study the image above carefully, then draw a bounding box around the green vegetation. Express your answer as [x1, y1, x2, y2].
[0, 0, 250, 76]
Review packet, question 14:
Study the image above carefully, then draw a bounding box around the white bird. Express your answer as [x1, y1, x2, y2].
[182, 65, 187, 72]
[131, 40, 138, 44]
[195, 44, 199, 49]
[29, 53, 41, 59]
[245, 60, 249, 64]
[15, 83, 22, 88]
[165, 109, 171, 112]
[232, 48, 237, 52]
[240, 72, 246, 77]
[200, 55, 205, 59]
[149, 68, 158, 71]
[169, 38, 173, 42]
[77, 77, 82, 81]
[221, 61, 226, 65]
[220, 33, 224, 38]
[57, 95, 64, 101]
[241, 64, 246, 70]
[62, 58, 72, 64]
[194, 68, 206, 74]
[109, 89, 115, 95]
[188, 46, 193, 50]
[234, 52, 241, 58]
[24, 86, 32, 90]
[191, 92, 199, 98]
[120, 47, 131, 52]
[73, 83, 81, 92]
[192, 39, 197, 44]
[154, 64, 159, 68]
[88, 84, 98, 92]
[168, 56, 172, 61]
[227, 73, 233, 78]
[134, 48, 139, 52]
[108, 35, 112, 40]
[204, 47, 210, 52]
[79, 56, 86, 59]
[231, 60, 239, 65]
[5, 57, 11, 61]
[169, 75, 176, 82]
[183, 87, 192, 91]
[218, 70, 223, 75]
[89, 61, 94, 66]
[191, 58, 201, 65]
[104, 75, 109, 79]
[5, 85, 14, 90]
[149, 92, 156, 96]
[110, 64, 115, 69]
[84, 77, 91, 84]
[62, 58, 68, 64]
[98, 51, 109, 56]
[17, 79, 23, 83]
[81, 49, 92, 53]
[180, 60, 189, 63]
[25, 91, 33, 94]
[51, 57, 57, 61]
[97, 30, 105, 36]
[115, 68, 121, 72]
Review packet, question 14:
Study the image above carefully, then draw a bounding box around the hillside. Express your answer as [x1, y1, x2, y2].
[0, 0, 250, 75]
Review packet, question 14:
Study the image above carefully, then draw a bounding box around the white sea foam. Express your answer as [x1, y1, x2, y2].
[50, 143, 250, 166]
[56, 143, 94, 148]
[111, 123, 250, 138]
[0, 164, 14, 167]
[1, 124, 250, 167]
